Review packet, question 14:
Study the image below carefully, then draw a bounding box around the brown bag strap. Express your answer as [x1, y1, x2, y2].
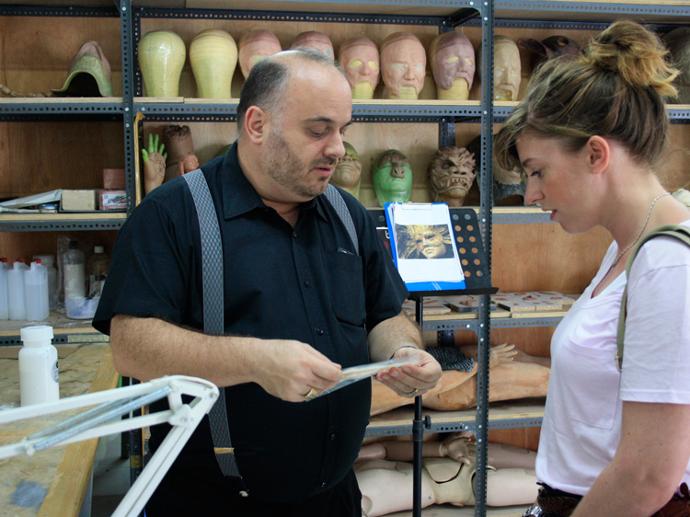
[617, 225, 690, 370]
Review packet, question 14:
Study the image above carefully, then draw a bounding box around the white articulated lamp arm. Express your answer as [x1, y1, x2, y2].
[0, 375, 219, 517]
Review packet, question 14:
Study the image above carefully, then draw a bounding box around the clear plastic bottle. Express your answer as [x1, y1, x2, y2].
[8, 260, 28, 321]
[88, 245, 110, 298]
[24, 260, 49, 321]
[0, 258, 9, 320]
[63, 241, 86, 300]
[19, 325, 59, 406]
[33, 254, 58, 311]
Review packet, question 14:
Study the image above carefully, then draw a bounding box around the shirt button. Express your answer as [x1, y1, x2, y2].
[315, 328, 325, 336]
[304, 280, 311, 287]
[329, 432, 336, 441]
[292, 231, 298, 238]
[321, 481, 327, 488]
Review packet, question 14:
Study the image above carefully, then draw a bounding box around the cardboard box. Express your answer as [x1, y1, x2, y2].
[98, 190, 127, 211]
[60, 190, 96, 212]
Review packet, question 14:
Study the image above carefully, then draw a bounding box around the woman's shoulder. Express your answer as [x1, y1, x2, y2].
[632, 218, 690, 274]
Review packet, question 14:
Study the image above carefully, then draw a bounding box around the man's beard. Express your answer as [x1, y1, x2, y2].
[263, 130, 333, 199]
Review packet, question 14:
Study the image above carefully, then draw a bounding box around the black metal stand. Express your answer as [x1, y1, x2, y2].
[373, 207, 496, 516]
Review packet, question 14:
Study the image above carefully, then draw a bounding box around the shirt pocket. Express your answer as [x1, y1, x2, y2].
[557, 339, 620, 431]
[328, 251, 366, 328]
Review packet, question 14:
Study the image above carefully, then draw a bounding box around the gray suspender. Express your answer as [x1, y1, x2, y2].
[183, 169, 358, 477]
[616, 224, 690, 370]
[182, 170, 240, 478]
[323, 184, 359, 255]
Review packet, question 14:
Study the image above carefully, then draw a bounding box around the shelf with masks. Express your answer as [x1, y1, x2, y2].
[133, 98, 486, 122]
[366, 399, 545, 437]
[0, 4, 125, 120]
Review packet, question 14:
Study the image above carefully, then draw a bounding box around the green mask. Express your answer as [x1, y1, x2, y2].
[332, 142, 362, 198]
[373, 149, 413, 206]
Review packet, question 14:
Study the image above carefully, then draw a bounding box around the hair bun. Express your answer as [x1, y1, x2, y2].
[583, 20, 678, 98]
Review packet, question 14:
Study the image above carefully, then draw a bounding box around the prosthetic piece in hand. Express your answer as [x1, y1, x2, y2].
[142, 133, 167, 195]
[163, 125, 196, 181]
[371, 343, 549, 414]
[356, 456, 537, 516]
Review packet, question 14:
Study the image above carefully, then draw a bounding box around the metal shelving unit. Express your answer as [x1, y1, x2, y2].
[4, 1, 689, 515]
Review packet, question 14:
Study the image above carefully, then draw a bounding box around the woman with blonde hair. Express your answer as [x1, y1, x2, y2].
[495, 21, 690, 516]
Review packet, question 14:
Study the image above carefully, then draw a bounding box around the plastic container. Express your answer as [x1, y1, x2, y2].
[24, 260, 49, 321]
[63, 241, 86, 300]
[88, 245, 109, 298]
[33, 254, 58, 311]
[0, 258, 9, 320]
[19, 325, 59, 406]
[8, 260, 28, 321]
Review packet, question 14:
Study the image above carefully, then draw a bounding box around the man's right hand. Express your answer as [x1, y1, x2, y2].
[252, 340, 342, 403]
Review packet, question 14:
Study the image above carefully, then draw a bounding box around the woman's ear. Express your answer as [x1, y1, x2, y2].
[586, 135, 610, 175]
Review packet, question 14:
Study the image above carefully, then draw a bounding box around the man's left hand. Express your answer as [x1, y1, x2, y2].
[375, 347, 442, 398]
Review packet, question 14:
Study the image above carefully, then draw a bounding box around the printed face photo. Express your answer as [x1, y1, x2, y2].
[395, 224, 454, 260]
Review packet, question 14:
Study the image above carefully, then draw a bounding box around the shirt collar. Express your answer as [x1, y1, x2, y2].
[220, 142, 265, 220]
[220, 141, 329, 222]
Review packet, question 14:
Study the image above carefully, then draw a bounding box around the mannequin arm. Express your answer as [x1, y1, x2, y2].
[571, 401, 690, 517]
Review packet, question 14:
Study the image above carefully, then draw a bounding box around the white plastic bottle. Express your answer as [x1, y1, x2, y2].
[24, 260, 49, 321]
[33, 254, 57, 311]
[19, 325, 59, 406]
[8, 260, 28, 321]
[0, 258, 9, 320]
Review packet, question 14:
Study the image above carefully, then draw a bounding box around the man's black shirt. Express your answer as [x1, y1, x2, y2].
[93, 143, 407, 503]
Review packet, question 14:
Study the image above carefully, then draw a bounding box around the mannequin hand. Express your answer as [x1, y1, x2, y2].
[375, 347, 442, 397]
[440, 433, 476, 465]
[489, 343, 518, 369]
[253, 339, 342, 403]
[142, 133, 167, 194]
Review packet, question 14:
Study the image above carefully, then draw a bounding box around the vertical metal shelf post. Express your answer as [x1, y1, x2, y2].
[474, 0, 495, 515]
[119, 0, 144, 488]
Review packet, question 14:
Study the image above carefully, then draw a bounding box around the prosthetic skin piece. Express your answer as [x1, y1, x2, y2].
[428, 146, 477, 207]
[163, 125, 197, 181]
[338, 37, 380, 100]
[331, 141, 362, 198]
[371, 344, 549, 415]
[142, 133, 167, 195]
[430, 32, 475, 101]
[380, 32, 426, 100]
[372, 149, 413, 206]
[238, 29, 282, 79]
[290, 31, 334, 60]
[494, 36, 521, 101]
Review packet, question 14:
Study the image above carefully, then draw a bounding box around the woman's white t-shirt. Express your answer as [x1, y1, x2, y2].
[536, 219, 690, 495]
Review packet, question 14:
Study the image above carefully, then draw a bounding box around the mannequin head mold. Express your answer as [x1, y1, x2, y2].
[338, 37, 380, 100]
[290, 31, 335, 60]
[239, 29, 282, 79]
[380, 32, 426, 100]
[430, 32, 475, 100]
